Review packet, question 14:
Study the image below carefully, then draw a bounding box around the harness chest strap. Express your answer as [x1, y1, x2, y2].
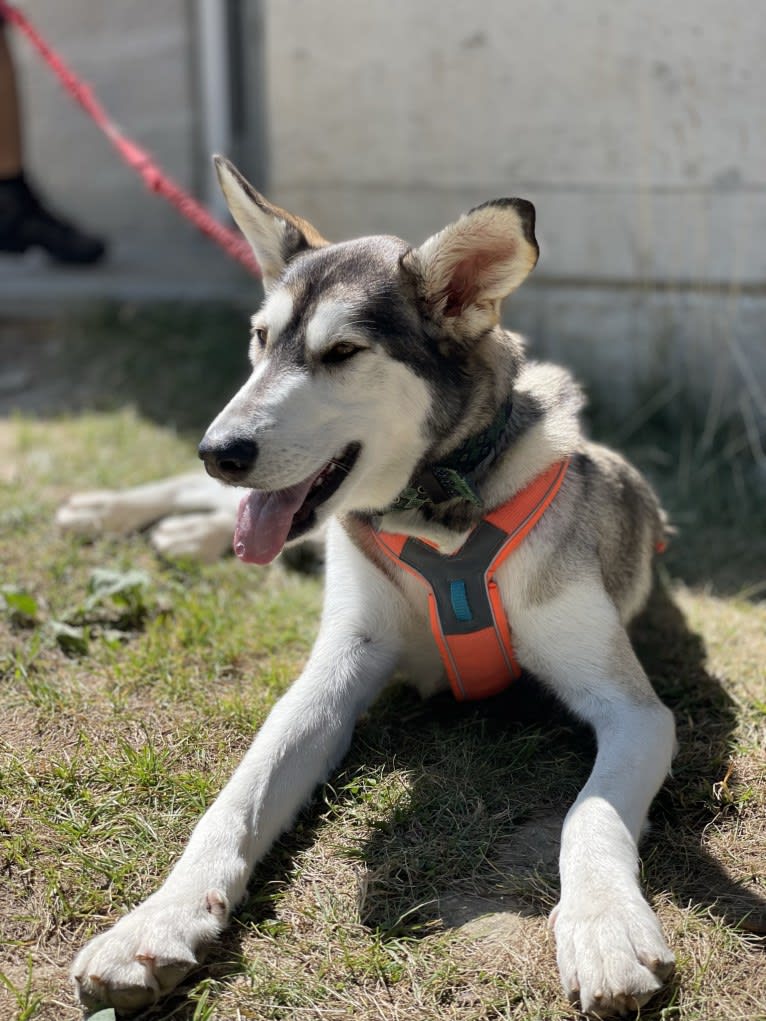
[368, 458, 571, 701]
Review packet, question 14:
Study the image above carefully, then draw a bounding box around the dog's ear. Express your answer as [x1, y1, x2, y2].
[402, 199, 538, 337]
[214, 156, 328, 289]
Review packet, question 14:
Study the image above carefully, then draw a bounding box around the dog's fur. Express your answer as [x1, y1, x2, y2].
[72, 158, 677, 1016]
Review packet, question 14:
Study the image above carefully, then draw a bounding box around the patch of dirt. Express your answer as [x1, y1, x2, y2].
[497, 812, 563, 879]
[437, 893, 533, 939]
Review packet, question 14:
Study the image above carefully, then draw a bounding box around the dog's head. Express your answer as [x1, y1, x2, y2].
[200, 157, 538, 564]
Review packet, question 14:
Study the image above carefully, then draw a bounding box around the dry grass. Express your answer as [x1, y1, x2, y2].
[0, 310, 764, 1021]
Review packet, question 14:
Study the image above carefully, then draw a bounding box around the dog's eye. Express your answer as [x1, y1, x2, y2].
[322, 342, 363, 365]
[253, 327, 268, 349]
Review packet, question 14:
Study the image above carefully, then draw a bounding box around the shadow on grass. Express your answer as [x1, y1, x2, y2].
[0, 304, 253, 436]
[634, 583, 766, 936]
[141, 578, 763, 1020]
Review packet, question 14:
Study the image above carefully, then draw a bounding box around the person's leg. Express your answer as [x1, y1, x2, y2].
[0, 22, 107, 263]
[0, 23, 24, 176]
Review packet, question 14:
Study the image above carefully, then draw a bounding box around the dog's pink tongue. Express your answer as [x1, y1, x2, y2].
[234, 478, 315, 564]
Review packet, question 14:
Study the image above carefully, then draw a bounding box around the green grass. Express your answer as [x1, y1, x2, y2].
[0, 308, 764, 1021]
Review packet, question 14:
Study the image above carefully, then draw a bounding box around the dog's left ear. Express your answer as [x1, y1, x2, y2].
[213, 155, 328, 289]
[402, 199, 538, 336]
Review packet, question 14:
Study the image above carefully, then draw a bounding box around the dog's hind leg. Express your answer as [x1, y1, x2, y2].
[56, 471, 226, 538]
[56, 471, 247, 561]
[71, 522, 403, 1011]
[148, 484, 243, 561]
[148, 507, 239, 562]
[513, 577, 676, 1017]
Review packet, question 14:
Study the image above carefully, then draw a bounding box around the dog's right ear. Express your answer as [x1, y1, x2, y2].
[214, 156, 328, 289]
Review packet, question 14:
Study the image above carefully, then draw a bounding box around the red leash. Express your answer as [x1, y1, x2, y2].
[0, 1, 261, 277]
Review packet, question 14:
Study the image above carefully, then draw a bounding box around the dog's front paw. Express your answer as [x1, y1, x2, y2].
[551, 891, 674, 1017]
[56, 490, 148, 537]
[72, 889, 228, 1011]
[150, 512, 234, 563]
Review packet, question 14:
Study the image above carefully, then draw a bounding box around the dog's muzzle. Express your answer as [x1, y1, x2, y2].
[198, 433, 258, 483]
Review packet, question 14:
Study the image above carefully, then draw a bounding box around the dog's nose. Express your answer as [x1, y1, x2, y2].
[198, 434, 258, 482]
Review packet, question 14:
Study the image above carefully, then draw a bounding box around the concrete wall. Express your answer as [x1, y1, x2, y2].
[14, 0, 197, 250]
[8, 1, 765, 417]
[263, 0, 765, 419]
[266, 1, 765, 288]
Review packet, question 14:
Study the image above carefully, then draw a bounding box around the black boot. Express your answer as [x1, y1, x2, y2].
[0, 172, 106, 264]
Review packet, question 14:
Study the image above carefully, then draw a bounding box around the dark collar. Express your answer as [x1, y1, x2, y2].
[386, 393, 515, 513]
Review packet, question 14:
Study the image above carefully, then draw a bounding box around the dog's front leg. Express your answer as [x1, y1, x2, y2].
[514, 578, 676, 1017]
[72, 541, 400, 1010]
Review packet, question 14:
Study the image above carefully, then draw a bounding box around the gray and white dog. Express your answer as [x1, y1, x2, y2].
[72, 157, 676, 1016]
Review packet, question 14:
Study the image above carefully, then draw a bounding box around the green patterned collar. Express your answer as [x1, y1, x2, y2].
[386, 394, 515, 513]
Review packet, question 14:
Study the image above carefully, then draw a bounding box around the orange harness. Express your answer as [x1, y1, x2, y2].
[369, 458, 570, 701]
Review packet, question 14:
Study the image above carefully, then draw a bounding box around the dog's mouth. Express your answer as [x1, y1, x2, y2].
[233, 442, 361, 564]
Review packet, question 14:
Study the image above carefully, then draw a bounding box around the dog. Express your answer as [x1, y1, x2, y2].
[72, 156, 677, 1016]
